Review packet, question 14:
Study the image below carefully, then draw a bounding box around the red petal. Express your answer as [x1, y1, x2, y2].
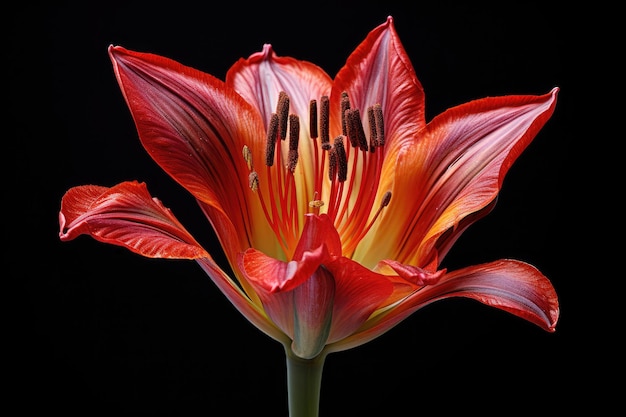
[59, 181, 207, 259]
[330, 259, 559, 353]
[108, 45, 272, 261]
[359, 88, 559, 268]
[226, 44, 332, 132]
[324, 257, 394, 343]
[332, 16, 426, 147]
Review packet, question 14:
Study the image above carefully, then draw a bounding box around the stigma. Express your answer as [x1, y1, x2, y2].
[243, 90, 390, 258]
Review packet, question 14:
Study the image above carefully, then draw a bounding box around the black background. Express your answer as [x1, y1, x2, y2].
[9, 1, 605, 415]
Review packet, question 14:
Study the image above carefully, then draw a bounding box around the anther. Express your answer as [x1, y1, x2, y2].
[265, 113, 279, 166]
[288, 114, 299, 173]
[320, 95, 331, 150]
[380, 191, 392, 208]
[348, 108, 368, 151]
[277, 91, 290, 140]
[309, 100, 318, 139]
[340, 91, 350, 136]
[373, 103, 385, 147]
[367, 106, 377, 152]
[333, 135, 348, 182]
[248, 171, 259, 191]
[242, 145, 253, 170]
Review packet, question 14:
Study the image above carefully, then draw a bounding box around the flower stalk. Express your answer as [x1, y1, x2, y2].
[285, 348, 326, 417]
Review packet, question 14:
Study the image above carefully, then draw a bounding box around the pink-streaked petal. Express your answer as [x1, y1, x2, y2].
[332, 16, 425, 148]
[324, 257, 394, 343]
[109, 45, 275, 262]
[226, 44, 332, 131]
[327, 259, 559, 354]
[59, 181, 207, 259]
[226, 45, 333, 219]
[356, 88, 559, 269]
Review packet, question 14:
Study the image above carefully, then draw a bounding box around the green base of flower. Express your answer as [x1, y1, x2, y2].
[285, 347, 327, 417]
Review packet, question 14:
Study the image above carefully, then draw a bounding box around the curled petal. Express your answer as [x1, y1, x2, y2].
[328, 259, 559, 354]
[59, 181, 207, 259]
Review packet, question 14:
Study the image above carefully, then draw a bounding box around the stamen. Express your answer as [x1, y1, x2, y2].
[320, 95, 330, 150]
[380, 190, 392, 207]
[328, 145, 337, 181]
[333, 135, 348, 182]
[309, 100, 318, 139]
[265, 113, 279, 166]
[367, 106, 377, 152]
[242, 145, 253, 170]
[288, 114, 299, 173]
[373, 103, 385, 147]
[348, 108, 368, 151]
[277, 91, 290, 140]
[340, 91, 350, 136]
[248, 171, 259, 191]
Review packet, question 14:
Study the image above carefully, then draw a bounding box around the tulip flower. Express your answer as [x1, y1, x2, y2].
[59, 16, 559, 416]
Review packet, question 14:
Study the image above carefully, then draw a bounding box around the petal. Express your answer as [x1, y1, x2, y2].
[328, 259, 559, 353]
[238, 246, 327, 293]
[226, 45, 333, 219]
[292, 266, 335, 359]
[292, 213, 342, 260]
[378, 259, 446, 286]
[226, 44, 332, 132]
[59, 181, 207, 259]
[236, 249, 294, 337]
[332, 16, 425, 148]
[108, 45, 275, 262]
[356, 88, 559, 268]
[324, 257, 394, 344]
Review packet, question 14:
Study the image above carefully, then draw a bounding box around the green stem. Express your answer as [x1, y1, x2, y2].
[285, 347, 327, 417]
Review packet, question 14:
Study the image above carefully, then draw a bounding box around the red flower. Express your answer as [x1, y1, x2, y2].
[60, 16, 559, 362]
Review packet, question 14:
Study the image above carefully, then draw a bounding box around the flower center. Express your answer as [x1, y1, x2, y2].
[244, 91, 391, 259]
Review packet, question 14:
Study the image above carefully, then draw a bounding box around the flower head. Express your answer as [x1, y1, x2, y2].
[59, 16, 559, 360]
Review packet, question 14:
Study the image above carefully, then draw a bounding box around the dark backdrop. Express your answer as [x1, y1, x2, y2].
[10, 1, 600, 415]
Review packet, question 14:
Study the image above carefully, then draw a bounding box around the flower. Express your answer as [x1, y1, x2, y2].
[59, 16, 559, 416]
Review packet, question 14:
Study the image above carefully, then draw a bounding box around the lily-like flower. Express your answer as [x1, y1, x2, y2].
[59, 16, 559, 416]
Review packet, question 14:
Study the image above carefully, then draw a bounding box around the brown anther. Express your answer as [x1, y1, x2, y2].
[308, 199, 325, 208]
[333, 135, 348, 182]
[277, 91, 290, 140]
[340, 91, 350, 136]
[367, 106, 377, 152]
[373, 103, 384, 146]
[348, 108, 368, 151]
[288, 114, 299, 172]
[265, 113, 279, 166]
[309, 100, 318, 139]
[380, 191, 392, 207]
[328, 145, 337, 180]
[248, 171, 259, 191]
[320, 95, 330, 149]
